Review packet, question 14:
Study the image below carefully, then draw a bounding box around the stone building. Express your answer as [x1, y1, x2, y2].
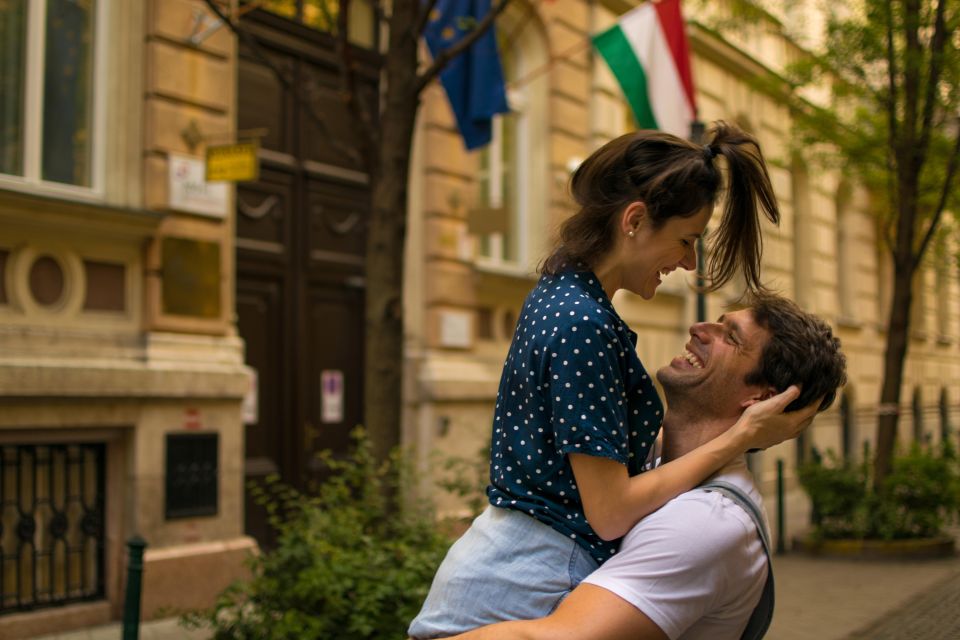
[0, 1, 251, 636]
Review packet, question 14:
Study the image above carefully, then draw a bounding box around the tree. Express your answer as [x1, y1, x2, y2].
[787, 0, 960, 486]
[204, 0, 509, 460]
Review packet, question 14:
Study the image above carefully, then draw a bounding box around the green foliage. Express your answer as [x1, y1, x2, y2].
[800, 442, 960, 541]
[433, 444, 491, 521]
[182, 428, 452, 640]
[798, 451, 868, 538]
[785, 0, 960, 229]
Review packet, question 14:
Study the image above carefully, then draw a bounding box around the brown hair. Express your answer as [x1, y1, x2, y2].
[744, 294, 847, 412]
[541, 122, 780, 293]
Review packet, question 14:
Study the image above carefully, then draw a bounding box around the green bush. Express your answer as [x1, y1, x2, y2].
[183, 428, 452, 640]
[797, 452, 868, 538]
[799, 442, 960, 541]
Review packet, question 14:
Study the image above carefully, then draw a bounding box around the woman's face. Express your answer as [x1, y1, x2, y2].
[622, 205, 712, 299]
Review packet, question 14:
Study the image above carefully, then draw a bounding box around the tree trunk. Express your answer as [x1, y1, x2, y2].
[363, 0, 420, 461]
[874, 171, 919, 488]
[874, 263, 913, 487]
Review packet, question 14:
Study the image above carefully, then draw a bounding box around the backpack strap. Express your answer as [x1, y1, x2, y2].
[700, 479, 775, 640]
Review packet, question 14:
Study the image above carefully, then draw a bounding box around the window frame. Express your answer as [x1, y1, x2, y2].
[0, 0, 108, 201]
[474, 8, 548, 276]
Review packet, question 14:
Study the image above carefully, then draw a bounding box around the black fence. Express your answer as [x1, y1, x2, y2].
[0, 443, 106, 613]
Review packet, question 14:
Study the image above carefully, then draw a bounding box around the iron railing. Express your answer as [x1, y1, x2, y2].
[0, 443, 106, 613]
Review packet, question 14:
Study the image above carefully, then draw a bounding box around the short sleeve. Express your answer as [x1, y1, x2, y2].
[545, 317, 630, 465]
[582, 491, 767, 639]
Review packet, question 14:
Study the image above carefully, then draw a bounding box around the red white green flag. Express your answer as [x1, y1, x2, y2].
[592, 0, 697, 137]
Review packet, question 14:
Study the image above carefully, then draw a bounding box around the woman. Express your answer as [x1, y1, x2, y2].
[408, 122, 815, 638]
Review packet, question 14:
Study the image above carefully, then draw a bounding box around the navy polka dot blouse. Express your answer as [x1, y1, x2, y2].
[487, 270, 664, 564]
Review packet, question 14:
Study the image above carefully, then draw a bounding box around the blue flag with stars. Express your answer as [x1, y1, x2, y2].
[422, 0, 510, 150]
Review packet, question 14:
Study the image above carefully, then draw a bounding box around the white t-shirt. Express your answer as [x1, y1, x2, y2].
[582, 459, 768, 640]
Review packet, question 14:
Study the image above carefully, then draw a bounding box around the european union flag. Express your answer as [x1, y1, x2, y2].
[422, 0, 510, 150]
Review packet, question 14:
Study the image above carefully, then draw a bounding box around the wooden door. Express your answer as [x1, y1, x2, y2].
[235, 9, 377, 545]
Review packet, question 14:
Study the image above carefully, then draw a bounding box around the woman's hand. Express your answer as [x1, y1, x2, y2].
[732, 385, 823, 451]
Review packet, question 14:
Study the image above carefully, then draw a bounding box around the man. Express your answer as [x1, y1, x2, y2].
[449, 294, 847, 640]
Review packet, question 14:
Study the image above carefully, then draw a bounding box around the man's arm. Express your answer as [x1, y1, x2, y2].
[448, 584, 669, 640]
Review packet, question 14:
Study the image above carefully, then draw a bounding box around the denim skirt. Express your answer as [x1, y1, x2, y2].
[407, 505, 599, 639]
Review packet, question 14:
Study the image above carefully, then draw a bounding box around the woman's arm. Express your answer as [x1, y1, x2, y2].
[573, 385, 818, 540]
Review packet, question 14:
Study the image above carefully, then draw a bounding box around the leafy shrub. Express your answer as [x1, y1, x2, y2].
[799, 442, 960, 541]
[797, 451, 868, 538]
[183, 428, 452, 640]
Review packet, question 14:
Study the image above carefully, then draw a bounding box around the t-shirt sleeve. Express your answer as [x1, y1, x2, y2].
[543, 317, 630, 465]
[581, 491, 766, 640]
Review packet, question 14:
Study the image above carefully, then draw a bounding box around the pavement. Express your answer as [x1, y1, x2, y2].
[24, 544, 960, 640]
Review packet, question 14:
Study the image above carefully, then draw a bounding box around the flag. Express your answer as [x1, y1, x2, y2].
[423, 0, 510, 150]
[592, 0, 697, 137]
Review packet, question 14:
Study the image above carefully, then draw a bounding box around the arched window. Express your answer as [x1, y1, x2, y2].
[835, 181, 858, 322]
[791, 156, 814, 308]
[936, 239, 951, 340]
[913, 387, 925, 443]
[940, 387, 951, 444]
[474, 5, 548, 273]
[840, 391, 856, 461]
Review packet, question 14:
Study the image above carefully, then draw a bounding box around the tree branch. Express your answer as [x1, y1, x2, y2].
[200, 0, 365, 166]
[336, 0, 378, 172]
[883, 0, 901, 219]
[915, 129, 960, 261]
[415, 0, 512, 96]
[902, 0, 921, 153]
[913, 0, 948, 170]
[416, 0, 440, 36]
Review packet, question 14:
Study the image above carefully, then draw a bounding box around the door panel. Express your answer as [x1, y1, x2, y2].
[236, 9, 375, 547]
[236, 276, 285, 546]
[304, 285, 365, 472]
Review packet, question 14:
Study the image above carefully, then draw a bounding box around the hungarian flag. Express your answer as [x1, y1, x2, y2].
[592, 0, 697, 137]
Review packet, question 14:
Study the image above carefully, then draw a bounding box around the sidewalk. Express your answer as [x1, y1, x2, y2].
[768, 552, 960, 640]
[26, 550, 960, 639]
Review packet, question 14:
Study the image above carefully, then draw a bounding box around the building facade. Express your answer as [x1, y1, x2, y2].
[0, 1, 252, 636]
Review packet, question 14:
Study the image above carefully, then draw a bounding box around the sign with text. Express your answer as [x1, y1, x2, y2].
[168, 153, 229, 218]
[206, 141, 259, 182]
[321, 370, 344, 424]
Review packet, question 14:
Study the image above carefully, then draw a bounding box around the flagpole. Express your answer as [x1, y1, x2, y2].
[689, 119, 707, 323]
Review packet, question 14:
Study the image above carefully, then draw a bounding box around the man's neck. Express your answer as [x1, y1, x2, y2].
[660, 406, 740, 464]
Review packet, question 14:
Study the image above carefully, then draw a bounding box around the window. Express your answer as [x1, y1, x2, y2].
[840, 392, 856, 461]
[0, 0, 101, 189]
[253, 0, 377, 48]
[791, 157, 814, 308]
[473, 5, 547, 272]
[835, 181, 858, 322]
[913, 386, 925, 443]
[940, 387, 951, 444]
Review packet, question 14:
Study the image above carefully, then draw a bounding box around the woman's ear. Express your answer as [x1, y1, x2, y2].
[620, 201, 647, 236]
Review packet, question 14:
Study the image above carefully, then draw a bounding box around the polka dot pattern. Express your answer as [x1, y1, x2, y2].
[486, 270, 664, 564]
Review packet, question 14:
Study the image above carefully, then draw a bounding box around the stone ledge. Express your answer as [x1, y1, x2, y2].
[0, 601, 111, 639]
[141, 536, 258, 620]
[0, 360, 249, 400]
[793, 535, 956, 560]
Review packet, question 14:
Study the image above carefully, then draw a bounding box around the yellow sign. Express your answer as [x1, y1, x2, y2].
[206, 141, 259, 182]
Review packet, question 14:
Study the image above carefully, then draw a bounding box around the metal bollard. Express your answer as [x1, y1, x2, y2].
[776, 459, 785, 555]
[122, 535, 148, 640]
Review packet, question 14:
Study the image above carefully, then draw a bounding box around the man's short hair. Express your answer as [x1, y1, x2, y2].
[743, 294, 847, 412]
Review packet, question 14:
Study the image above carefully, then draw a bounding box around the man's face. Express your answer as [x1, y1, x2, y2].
[657, 308, 773, 417]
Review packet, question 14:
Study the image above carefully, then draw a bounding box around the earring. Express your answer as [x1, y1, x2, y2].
[627, 230, 636, 238]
